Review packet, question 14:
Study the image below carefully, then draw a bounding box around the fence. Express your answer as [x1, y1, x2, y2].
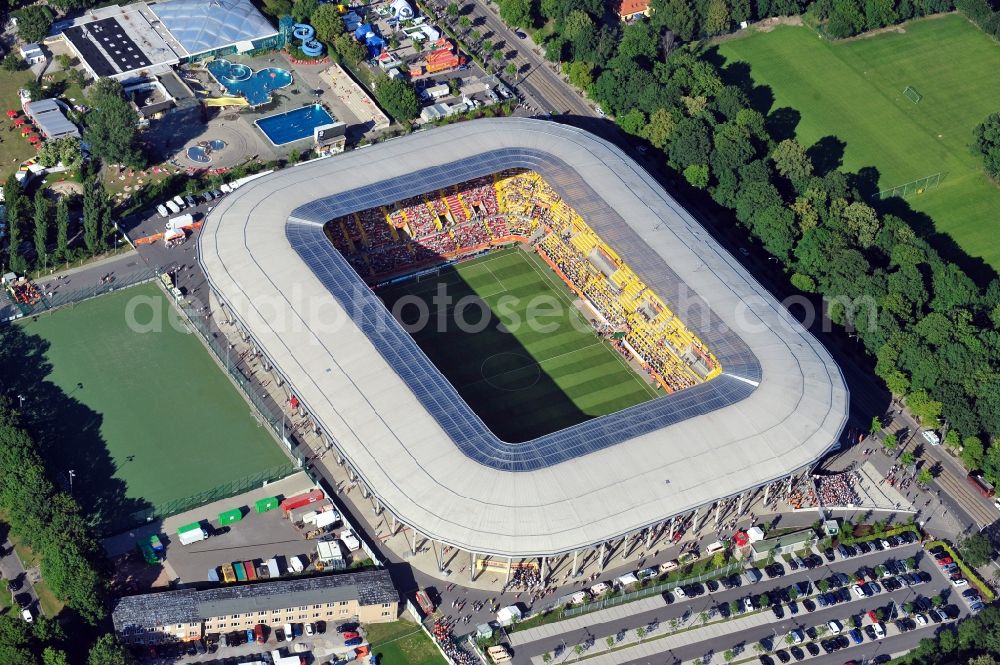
[561, 560, 746, 617]
[876, 172, 944, 200]
[103, 462, 298, 535]
[14, 268, 160, 317]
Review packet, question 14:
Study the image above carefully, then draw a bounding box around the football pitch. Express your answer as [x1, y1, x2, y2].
[376, 247, 660, 442]
[718, 14, 1000, 269]
[16, 283, 289, 528]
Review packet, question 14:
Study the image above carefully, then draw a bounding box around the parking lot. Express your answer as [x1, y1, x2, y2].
[511, 535, 974, 665]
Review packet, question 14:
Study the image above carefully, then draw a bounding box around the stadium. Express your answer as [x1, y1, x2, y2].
[199, 118, 848, 574]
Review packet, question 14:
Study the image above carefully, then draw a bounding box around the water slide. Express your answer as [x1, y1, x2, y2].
[204, 96, 249, 107]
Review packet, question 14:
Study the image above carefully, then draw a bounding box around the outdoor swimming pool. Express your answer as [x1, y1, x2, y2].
[255, 105, 335, 145]
[205, 59, 292, 106]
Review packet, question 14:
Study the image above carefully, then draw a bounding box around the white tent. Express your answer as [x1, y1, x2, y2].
[496, 605, 522, 627]
[390, 0, 414, 18]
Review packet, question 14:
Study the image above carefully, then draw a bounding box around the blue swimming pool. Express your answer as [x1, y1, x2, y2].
[205, 59, 292, 106]
[255, 105, 335, 145]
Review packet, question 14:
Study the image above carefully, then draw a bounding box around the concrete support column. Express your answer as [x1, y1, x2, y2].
[390, 514, 397, 535]
[621, 533, 630, 559]
[668, 516, 676, 544]
[406, 526, 416, 556]
[738, 492, 746, 516]
[599, 542, 606, 571]
[715, 501, 722, 526]
[571, 550, 579, 577]
[433, 540, 442, 572]
[763, 484, 770, 504]
[691, 508, 700, 533]
[787, 475, 794, 495]
[646, 526, 655, 549]
[541, 556, 547, 584]
[506, 557, 512, 586]
[470, 552, 476, 582]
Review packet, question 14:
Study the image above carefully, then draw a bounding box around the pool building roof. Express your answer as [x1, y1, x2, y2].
[199, 118, 848, 559]
[56, 0, 277, 81]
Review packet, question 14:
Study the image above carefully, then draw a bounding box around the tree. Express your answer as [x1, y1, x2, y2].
[771, 138, 813, 187]
[962, 435, 985, 471]
[724, 648, 734, 662]
[651, 0, 697, 40]
[54, 197, 70, 262]
[683, 164, 710, 188]
[870, 416, 882, 435]
[333, 33, 367, 65]
[900, 450, 915, 466]
[668, 117, 712, 169]
[973, 112, 1000, 179]
[918, 468, 933, 486]
[4, 175, 28, 274]
[376, 78, 420, 122]
[1, 54, 23, 72]
[33, 189, 50, 268]
[618, 109, 646, 136]
[15, 5, 53, 43]
[82, 174, 109, 254]
[566, 60, 594, 89]
[459, 16, 471, 29]
[84, 79, 144, 168]
[42, 648, 70, 665]
[447, 1, 460, 16]
[882, 433, 898, 452]
[573, 644, 583, 657]
[705, 0, 731, 35]
[499, 0, 533, 27]
[959, 533, 993, 567]
[312, 4, 346, 43]
[636, 625, 647, 640]
[817, 579, 830, 592]
[643, 108, 675, 149]
[88, 634, 132, 665]
[605, 636, 614, 651]
[292, 0, 320, 23]
[842, 201, 881, 247]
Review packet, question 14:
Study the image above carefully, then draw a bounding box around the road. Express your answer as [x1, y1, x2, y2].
[510, 542, 965, 665]
[427, 0, 595, 116]
[0, 531, 39, 621]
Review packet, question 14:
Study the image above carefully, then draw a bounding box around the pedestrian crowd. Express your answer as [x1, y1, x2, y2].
[816, 473, 862, 506]
[431, 619, 478, 665]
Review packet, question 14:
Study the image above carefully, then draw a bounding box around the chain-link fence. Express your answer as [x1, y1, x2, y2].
[104, 462, 298, 535]
[562, 561, 746, 617]
[16, 268, 160, 316]
[876, 172, 944, 200]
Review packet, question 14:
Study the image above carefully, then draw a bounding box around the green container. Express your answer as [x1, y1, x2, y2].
[177, 522, 202, 534]
[255, 496, 279, 513]
[219, 508, 243, 525]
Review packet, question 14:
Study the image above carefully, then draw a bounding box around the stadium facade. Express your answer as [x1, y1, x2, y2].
[199, 119, 848, 578]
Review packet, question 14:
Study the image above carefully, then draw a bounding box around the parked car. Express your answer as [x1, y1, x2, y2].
[275, 628, 285, 642]
[345, 637, 362, 647]
[827, 620, 842, 633]
[305, 623, 314, 636]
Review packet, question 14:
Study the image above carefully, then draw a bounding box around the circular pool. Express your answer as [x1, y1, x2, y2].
[187, 146, 211, 163]
[209, 139, 227, 151]
[259, 67, 293, 88]
[223, 63, 252, 83]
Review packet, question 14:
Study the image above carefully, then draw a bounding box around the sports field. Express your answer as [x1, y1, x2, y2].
[718, 14, 1000, 269]
[377, 247, 659, 442]
[17, 283, 288, 526]
[365, 620, 446, 665]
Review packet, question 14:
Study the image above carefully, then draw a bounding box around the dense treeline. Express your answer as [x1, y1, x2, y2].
[491, 0, 1000, 480]
[0, 398, 107, 625]
[897, 606, 1000, 664]
[954, 0, 1000, 40]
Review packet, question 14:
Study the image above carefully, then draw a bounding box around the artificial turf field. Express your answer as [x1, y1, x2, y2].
[718, 14, 1000, 270]
[376, 247, 659, 442]
[17, 283, 288, 521]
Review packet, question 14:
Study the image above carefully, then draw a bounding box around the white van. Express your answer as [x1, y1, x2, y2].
[172, 195, 187, 209]
[165, 200, 181, 214]
[156, 203, 169, 218]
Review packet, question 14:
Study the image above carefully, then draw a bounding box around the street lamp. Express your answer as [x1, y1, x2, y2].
[17, 394, 25, 408]
[68, 470, 75, 495]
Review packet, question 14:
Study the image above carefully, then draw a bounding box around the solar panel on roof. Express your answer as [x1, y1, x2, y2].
[286, 148, 762, 472]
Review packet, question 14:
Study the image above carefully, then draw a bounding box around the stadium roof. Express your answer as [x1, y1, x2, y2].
[150, 0, 278, 55]
[199, 118, 848, 558]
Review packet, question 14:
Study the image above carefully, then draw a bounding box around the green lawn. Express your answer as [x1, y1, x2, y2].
[377, 247, 659, 442]
[366, 620, 447, 665]
[0, 68, 40, 180]
[718, 14, 1000, 269]
[15, 283, 289, 529]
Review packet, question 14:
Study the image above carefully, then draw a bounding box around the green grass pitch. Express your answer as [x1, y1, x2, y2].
[718, 14, 1000, 270]
[16, 283, 289, 524]
[376, 247, 660, 443]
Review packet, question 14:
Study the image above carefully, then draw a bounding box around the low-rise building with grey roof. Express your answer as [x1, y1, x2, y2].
[112, 569, 398, 645]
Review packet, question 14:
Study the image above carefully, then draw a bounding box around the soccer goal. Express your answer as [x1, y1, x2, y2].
[876, 172, 944, 200]
[903, 86, 922, 104]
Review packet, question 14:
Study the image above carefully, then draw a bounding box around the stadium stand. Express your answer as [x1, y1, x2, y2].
[322, 170, 721, 394]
